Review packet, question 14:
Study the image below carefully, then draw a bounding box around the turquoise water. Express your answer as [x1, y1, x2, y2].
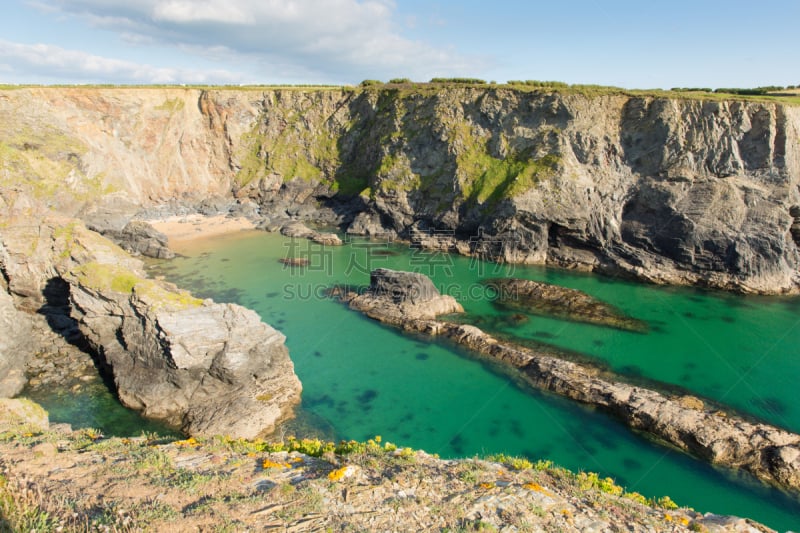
[142, 230, 799, 531]
[23, 377, 179, 438]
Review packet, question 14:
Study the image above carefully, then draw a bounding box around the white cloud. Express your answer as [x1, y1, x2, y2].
[152, 1, 251, 24]
[0, 39, 243, 83]
[31, 0, 482, 82]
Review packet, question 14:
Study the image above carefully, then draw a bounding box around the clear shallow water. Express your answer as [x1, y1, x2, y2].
[143, 231, 800, 530]
[23, 377, 179, 438]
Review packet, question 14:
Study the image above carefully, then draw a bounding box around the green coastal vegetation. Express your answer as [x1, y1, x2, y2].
[0, 414, 688, 532]
[2, 80, 798, 105]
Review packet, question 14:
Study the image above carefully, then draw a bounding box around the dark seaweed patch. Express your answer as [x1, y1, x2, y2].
[509, 419, 525, 438]
[449, 434, 466, 455]
[307, 394, 335, 408]
[415, 352, 430, 361]
[618, 365, 643, 377]
[752, 397, 788, 417]
[357, 389, 378, 404]
[623, 457, 643, 470]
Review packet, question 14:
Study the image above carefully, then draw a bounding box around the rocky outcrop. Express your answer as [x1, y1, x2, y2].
[0, 218, 301, 438]
[67, 272, 301, 438]
[279, 221, 343, 246]
[1, 87, 798, 293]
[0, 284, 31, 397]
[347, 268, 463, 322]
[484, 278, 648, 332]
[339, 269, 800, 493]
[0, 398, 49, 432]
[96, 220, 175, 259]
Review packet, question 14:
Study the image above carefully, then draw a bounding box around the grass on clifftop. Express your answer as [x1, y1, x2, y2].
[72, 262, 202, 310]
[3, 82, 798, 106]
[0, 417, 697, 533]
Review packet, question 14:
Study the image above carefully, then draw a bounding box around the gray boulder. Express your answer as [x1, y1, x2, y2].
[67, 266, 302, 438]
[346, 269, 463, 323]
[102, 220, 175, 259]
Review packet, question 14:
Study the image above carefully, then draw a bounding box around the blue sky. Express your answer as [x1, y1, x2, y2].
[0, 0, 797, 88]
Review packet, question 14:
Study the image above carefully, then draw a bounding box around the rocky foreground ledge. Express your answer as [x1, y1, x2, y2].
[339, 269, 800, 494]
[0, 398, 775, 532]
[0, 218, 301, 438]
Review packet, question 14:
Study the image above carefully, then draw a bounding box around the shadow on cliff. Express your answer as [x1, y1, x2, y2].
[37, 277, 119, 395]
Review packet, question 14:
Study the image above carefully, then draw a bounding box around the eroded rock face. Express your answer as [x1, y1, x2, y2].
[97, 220, 175, 259]
[69, 282, 301, 438]
[0, 398, 49, 432]
[0, 284, 31, 397]
[0, 218, 301, 438]
[347, 268, 463, 322]
[1, 87, 798, 292]
[342, 269, 800, 493]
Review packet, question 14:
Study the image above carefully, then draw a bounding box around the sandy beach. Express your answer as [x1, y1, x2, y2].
[150, 214, 257, 249]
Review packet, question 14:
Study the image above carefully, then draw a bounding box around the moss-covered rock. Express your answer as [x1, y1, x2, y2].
[0, 398, 49, 432]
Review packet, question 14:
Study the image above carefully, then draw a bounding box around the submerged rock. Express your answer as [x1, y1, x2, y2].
[278, 257, 310, 267]
[485, 278, 648, 332]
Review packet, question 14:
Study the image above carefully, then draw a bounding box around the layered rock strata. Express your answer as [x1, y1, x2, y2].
[484, 277, 649, 332]
[0, 219, 301, 438]
[1, 87, 798, 293]
[339, 269, 800, 493]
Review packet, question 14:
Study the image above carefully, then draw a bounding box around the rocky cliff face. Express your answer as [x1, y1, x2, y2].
[2, 86, 796, 292]
[0, 218, 301, 437]
[0, 278, 31, 397]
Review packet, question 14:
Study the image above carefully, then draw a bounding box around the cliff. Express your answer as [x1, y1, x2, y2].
[3, 86, 797, 293]
[0, 217, 301, 437]
[0, 402, 775, 532]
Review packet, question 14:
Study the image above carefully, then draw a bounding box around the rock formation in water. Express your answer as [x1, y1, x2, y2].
[0, 218, 301, 437]
[0, 86, 798, 293]
[484, 277, 648, 332]
[338, 268, 800, 493]
[348, 268, 463, 321]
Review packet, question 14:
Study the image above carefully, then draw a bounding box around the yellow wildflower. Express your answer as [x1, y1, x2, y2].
[262, 458, 290, 469]
[328, 466, 349, 481]
[479, 482, 495, 490]
[175, 436, 199, 448]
